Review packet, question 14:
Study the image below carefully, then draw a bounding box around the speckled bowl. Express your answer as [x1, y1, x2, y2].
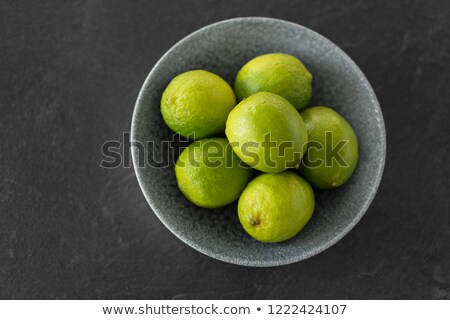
[131, 17, 386, 267]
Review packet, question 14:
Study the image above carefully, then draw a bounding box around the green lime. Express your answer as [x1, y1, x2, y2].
[225, 92, 308, 173]
[238, 171, 315, 243]
[298, 106, 359, 189]
[234, 53, 312, 111]
[161, 70, 236, 139]
[175, 137, 253, 208]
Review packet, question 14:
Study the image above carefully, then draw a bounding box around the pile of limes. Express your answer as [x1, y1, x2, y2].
[160, 53, 358, 243]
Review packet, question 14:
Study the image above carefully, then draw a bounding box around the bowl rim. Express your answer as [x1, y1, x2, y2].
[130, 16, 387, 267]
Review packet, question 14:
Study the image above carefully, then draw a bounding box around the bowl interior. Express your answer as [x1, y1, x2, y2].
[131, 17, 385, 267]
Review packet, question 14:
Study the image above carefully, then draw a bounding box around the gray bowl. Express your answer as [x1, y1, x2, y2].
[131, 17, 386, 267]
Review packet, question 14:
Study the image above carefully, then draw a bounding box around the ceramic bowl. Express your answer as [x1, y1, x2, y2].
[131, 17, 386, 267]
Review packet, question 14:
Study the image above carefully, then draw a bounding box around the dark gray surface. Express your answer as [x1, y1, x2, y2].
[1, 0, 449, 299]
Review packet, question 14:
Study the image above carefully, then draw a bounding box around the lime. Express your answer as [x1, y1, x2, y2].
[175, 137, 253, 208]
[161, 70, 236, 139]
[238, 171, 315, 243]
[298, 106, 359, 189]
[225, 92, 308, 173]
[234, 53, 312, 111]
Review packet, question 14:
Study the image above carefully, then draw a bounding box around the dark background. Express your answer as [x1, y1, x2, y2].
[1, 0, 449, 299]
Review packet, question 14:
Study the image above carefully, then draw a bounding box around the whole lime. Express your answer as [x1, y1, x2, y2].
[298, 106, 359, 189]
[175, 137, 253, 208]
[225, 92, 308, 173]
[238, 171, 315, 243]
[161, 70, 236, 139]
[234, 53, 312, 111]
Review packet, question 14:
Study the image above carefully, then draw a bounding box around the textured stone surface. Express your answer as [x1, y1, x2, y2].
[1, 0, 450, 299]
[132, 17, 385, 266]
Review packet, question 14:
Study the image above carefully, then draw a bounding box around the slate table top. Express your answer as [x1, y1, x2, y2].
[1, 0, 449, 299]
